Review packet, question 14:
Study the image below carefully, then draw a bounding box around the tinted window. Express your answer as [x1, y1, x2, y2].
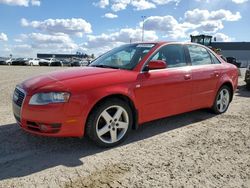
[208, 51, 221, 64]
[187, 45, 212, 65]
[151, 44, 187, 68]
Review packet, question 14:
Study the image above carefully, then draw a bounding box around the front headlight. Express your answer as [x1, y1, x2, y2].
[29, 92, 70, 105]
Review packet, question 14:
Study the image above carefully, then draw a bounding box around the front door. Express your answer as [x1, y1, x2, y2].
[135, 44, 193, 123]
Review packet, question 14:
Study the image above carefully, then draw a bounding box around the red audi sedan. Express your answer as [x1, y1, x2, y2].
[12, 42, 238, 147]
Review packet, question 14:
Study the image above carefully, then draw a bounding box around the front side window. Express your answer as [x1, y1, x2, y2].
[187, 45, 212, 66]
[150, 44, 187, 68]
[90, 43, 155, 70]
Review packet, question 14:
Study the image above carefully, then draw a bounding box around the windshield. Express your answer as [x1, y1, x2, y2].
[90, 43, 156, 70]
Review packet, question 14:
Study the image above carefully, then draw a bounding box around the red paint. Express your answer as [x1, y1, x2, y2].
[14, 42, 238, 137]
[147, 60, 167, 70]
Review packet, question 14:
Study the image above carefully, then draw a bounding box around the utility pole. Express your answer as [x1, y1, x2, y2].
[141, 16, 146, 42]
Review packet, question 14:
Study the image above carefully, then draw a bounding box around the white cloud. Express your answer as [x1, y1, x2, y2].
[195, 0, 248, 3]
[232, 0, 248, 3]
[183, 9, 241, 33]
[0, 0, 29, 6]
[131, 0, 156, 10]
[184, 9, 241, 24]
[0, 32, 8, 41]
[152, 0, 180, 5]
[0, 0, 40, 6]
[25, 33, 78, 50]
[104, 13, 118, 18]
[21, 18, 92, 37]
[197, 20, 224, 33]
[214, 33, 234, 42]
[111, 0, 130, 12]
[9, 33, 82, 57]
[143, 9, 241, 39]
[93, 0, 109, 8]
[20, 18, 29, 26]
[143, 15, 195, 39]
[31, 0, 40, 6]
[98, 0, 179, 11]
[85, 27, 158, 54]
[144, 15, 179, 32]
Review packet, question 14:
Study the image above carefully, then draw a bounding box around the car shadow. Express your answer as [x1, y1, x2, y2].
[236, 85, 250, 98]
[0, 109, 215, 180]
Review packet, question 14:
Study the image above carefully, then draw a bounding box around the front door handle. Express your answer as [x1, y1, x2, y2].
[184, 74, 191, 80]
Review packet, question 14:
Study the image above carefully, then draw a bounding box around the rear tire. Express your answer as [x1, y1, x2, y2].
[85, 98, 133, 147]
[211, 85, 231, 114]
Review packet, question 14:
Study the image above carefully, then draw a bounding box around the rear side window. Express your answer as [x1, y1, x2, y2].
[208, 51, 221, 64]
[151, 44, 187, 68]
[187, 45, 212, 65]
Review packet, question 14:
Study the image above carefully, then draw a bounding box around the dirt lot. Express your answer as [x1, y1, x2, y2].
[0, 66, 249, 188]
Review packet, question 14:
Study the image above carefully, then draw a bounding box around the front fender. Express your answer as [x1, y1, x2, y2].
[79, 83, 138, 133]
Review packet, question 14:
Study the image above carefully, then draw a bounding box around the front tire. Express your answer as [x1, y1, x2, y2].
[86, 98, 133, 147]
[212, 85, 231, 114]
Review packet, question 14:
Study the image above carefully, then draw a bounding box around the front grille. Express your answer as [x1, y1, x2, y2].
[14, 87, 25, 107]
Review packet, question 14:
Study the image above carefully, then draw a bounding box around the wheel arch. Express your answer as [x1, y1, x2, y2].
[84, 93, 138, 136]
[218, 81, 234, 102]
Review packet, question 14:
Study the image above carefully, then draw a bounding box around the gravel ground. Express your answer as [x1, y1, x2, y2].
[0, 66, 249, 188]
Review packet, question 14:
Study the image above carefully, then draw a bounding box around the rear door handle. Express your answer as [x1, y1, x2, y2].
[184, 74, 191, 80]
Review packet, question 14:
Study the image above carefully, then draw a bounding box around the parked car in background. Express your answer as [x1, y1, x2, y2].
[39, 58, 60, 66]
[12, 42, 238, 147]
[79, 60, 90, 66]
[226, 57, 241, 68]
[39, 59, 50, 66]
[5, 58, 12, 65]
[28, 58, 40, 66]
[0, 58, 13, 65]
[39, 58, 57, 66]
[70, 59, 90, 67]
[245, 64, 250, 90]
[50, 59, 63, 66]
[61, 59, 71, 67]
[70, 60, 81, 67]
[0, 57, 7, 65]
[11, 58, 29, 65]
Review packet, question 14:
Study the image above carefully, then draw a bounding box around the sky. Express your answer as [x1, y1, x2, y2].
[0, 0, 249, 57]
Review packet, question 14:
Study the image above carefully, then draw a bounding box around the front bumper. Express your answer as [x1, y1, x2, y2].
[12, 88, 84, 137]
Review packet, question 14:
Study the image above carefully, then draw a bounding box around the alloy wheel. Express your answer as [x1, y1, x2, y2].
[216, 88, 230, 113]
[96, 105, 129, 144]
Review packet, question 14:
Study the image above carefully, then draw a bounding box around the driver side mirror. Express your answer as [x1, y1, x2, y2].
[145, 60, 167, 71]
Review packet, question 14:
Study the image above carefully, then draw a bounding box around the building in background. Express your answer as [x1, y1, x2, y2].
[211, 42, 250, 67]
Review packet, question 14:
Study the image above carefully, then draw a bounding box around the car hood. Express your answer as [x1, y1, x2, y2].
[21, 67, 117, 93]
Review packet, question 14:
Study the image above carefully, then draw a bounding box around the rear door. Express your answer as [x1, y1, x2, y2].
[135, 44, 193, 123]
[186, 45, 221, 109]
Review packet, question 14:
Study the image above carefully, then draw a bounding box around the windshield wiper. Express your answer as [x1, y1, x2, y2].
[91, 64, 120, 69]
